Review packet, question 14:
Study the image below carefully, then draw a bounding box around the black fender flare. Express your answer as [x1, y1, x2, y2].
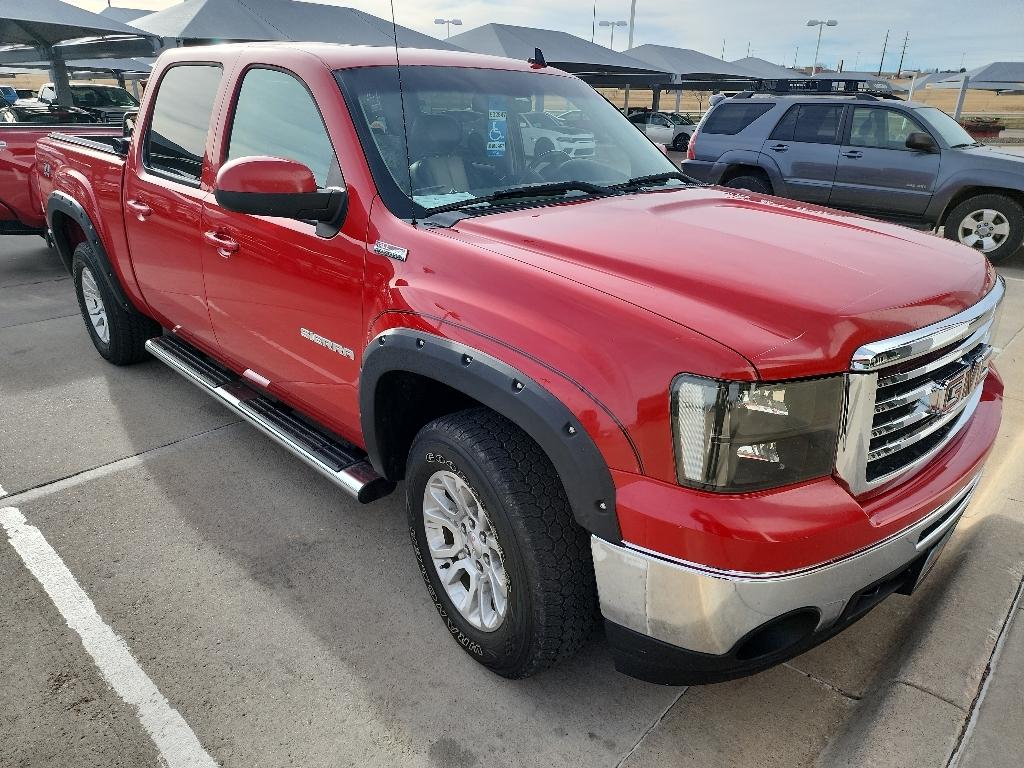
[360, 329, 621, 542]
[46, 191, 134, 313]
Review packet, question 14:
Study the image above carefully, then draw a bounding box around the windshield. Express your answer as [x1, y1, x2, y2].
[71, 85, 139, 108]
[335, 65, 681, 218]
[914, 106, 977, 147]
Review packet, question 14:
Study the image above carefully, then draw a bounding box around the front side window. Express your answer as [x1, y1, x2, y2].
[770, 104, 843, 144]
[848, 107, 926, 150]
[914, 107, 975, 147]
[226, 68, 340, 188]
[336, 65, 681, 219]
[144, 64, 223, 184]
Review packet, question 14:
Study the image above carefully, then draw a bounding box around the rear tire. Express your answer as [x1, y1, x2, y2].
[944, 194, 1024, 264]
[72, 242, 160, 365]
[406, 407, 596, 679]
[723, 174, 771, 194]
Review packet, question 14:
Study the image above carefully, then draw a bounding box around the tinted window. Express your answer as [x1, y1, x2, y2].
[849, 107, 925, 150]
[227, 68, 339, 188]
[145, 64, 222, 184]
[770, 104, 843, 144]
[702, 102, 775, 135]
[913, 107, 974, 147]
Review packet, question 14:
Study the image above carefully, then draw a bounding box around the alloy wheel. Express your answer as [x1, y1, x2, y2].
[957, 208, 1010, 253]
[80, 266, 110, 344]
[422, 470, 509, 632]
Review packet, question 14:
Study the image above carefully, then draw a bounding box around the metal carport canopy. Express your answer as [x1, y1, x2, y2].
[448, 24, 669, 87]
[131, 0, 461, 50]
[925, 61, 1024, 91]
[625, 44, 758, 80]
[0, 0, 158, 106]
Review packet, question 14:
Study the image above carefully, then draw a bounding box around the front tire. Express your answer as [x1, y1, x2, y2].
[944, 194, 1024, 264]
[672, 132, 690, 151]
[406, 407, 596, 679]
[72, 242, 160, 365]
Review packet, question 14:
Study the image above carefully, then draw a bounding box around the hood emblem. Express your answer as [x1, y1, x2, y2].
[373, 240, 408, 261]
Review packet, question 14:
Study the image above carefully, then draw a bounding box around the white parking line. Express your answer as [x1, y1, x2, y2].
[1, 506, 218, 768]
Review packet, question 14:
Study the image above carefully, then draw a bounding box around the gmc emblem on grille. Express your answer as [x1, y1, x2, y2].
[925, 346, 992, 415]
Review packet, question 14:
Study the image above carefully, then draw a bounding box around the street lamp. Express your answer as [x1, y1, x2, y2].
[806, 18, 838, 75]
[433, 18, 462, 39]
[598, 20, 627, 50]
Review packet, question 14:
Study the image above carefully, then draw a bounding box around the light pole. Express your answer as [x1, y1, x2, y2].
[598, 20, 627, 50]
[433, 18, 462, 39]
[806, 18, 838, 75]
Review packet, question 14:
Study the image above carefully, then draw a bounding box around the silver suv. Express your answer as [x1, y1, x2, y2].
[682, 93, 1024, 263]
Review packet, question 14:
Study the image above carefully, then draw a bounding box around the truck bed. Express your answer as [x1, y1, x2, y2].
[0, 124, 121, 232]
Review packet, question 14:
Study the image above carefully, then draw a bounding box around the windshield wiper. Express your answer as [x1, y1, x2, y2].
[951, 141, 981, 149]
[423, 181, 611, 216]
[611, 171, 693, 190]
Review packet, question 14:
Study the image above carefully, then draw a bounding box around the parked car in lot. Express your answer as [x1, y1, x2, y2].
[0, 43, 1005, 686]
[0, 100, 98, 124]
[36, 81, 139, 124]
[683, 92, 1024, 263]
[518, 110, 595, 157]
[628, 110, 691, 151]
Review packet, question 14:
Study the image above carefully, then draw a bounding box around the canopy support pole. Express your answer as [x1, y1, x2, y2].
[674, 90, 681, 111]
[43, 47, 74, 108]
[652, 86, 661, 111]
[953, 74, 970, 120]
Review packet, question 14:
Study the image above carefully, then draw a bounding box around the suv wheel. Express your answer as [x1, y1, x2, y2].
[406, 407, 596, 678]
[72, 242, 160, 365]
[944, 194, 1024, 264]
[723, 175, 771, 194]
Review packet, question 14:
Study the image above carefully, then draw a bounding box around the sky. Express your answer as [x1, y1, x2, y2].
[66, 0, 1023, 72]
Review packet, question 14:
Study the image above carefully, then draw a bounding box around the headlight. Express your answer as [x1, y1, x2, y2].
[671, 374, 844, 492]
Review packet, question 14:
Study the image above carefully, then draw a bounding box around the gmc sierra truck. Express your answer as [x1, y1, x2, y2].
[1, 43, 1005, 685]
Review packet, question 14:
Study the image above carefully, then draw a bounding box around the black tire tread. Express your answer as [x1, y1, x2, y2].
[72, 242, 160, 365]
[723, 174, 771, 194]
[410, 407, 596, 678]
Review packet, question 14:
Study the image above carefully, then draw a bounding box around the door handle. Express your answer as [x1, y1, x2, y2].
[842, 150, 863, 159]
[203, 230, 239, 258]
[125, 199, 152, 219]
[769, 144, 788, 152]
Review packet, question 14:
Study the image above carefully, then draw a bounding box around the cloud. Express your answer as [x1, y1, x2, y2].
[69, 0, 1022, 71]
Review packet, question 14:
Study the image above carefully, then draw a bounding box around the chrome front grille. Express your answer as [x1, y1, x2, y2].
[836, 278, 1004, 495]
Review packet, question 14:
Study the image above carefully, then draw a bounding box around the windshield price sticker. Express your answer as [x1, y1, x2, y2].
[487, 97, 507, 157]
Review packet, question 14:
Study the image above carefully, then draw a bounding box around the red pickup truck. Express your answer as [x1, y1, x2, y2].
[2, 43, 1005, 685]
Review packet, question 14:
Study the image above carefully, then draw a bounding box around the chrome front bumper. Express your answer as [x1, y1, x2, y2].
[592, 476, 979, 656]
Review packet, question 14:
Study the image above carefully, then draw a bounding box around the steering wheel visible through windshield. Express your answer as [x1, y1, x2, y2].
[335, 65, 684, 220]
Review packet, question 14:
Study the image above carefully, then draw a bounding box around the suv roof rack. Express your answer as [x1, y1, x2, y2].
[731, 78, 898, 100]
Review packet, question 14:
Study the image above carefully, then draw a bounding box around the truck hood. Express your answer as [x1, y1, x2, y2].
[452, 187, 995, 378]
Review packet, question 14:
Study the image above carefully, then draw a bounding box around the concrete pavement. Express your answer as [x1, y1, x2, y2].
[1, 235, 1023, 767]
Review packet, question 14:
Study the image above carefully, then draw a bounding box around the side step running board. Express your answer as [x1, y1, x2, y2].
[145, 335, 394, 503]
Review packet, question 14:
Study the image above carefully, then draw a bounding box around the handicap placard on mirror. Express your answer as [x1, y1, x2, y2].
[487, 97, 507, 157]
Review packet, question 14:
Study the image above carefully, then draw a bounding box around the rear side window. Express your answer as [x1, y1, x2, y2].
[144, 64, 223, 185]
[226, 68, 340, 188]
[770, 104, 843, 144]
[702, 102, 774, 135]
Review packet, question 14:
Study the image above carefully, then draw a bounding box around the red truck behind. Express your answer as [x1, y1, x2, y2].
[1, 43, 1005, 684]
